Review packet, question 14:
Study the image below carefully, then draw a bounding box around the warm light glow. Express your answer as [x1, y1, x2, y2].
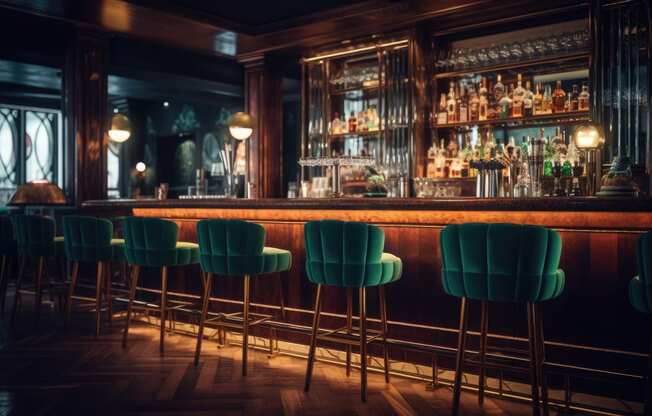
[30, 179, 49, 184]
[109, 113, 131, 143]
[136, 162, 147, 173]
[229, 126, 253, 141]
[227, 112, 255, 141]
[573, 124, 605, 149]
[303, 39, 408, 62]
[108, 129, 131, 142]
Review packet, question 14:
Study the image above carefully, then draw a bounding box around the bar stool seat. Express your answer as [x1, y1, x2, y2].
[122, 217, 199, 353]
[125, 241, 199, 267]
[440, 223, 564, 416]
[63, 215, 126, 336]
[11, 215, 67, 325]
[303, 220, 403, 402]
[194, 219, 291, 375]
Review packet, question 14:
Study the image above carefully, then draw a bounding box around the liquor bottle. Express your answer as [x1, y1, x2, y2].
[348, 111, 357, 133]
[578, 83, 590, 111]
[570, 84, 579, 112]
[499, 85, 512, 119]
[469, 85, 479, 121]
[542, 84, 553, 114]
[478, 77, 488, 121]
[493, 74, 505, 102]
[487, 81, 498, 120]
[459, 84, 469, 123]
[368, 105, 379, 131]
[512, 74, 525, 118]
[552, 80, 566, 113]
[446, 82, 457, 123]
[532, 83, 543, 115]
[438, 93, 448, 124]
[523, 81, 534, 117]
[332, 112, 342, 134]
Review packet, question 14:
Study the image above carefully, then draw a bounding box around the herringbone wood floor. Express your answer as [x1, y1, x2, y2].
[0, 298, 565, 416]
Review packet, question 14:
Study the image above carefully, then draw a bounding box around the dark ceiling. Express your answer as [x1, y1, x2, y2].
[126, 0, 377, 33]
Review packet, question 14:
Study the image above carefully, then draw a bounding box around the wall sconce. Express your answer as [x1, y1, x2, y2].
[108, 113, 131, 143]
[573, 123, 605, 196]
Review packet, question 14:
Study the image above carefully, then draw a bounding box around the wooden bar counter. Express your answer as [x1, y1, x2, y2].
[82, 197, 652, 397]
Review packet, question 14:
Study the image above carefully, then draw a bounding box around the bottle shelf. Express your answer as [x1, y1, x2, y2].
[329, 130, 382, 139]
[433, 110, 590, 129]
[433, 52, 590, 79]
[329, 83, 380, 96]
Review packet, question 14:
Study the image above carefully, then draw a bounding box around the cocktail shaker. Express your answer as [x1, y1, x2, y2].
[528, 138, 545, 197]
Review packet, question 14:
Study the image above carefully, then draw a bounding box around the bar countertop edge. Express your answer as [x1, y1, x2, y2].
[82, 197, 652, 212]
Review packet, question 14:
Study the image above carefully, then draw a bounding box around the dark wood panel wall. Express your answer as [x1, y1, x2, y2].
[64, 31, 109, 205]
[241, 55, 283, 198]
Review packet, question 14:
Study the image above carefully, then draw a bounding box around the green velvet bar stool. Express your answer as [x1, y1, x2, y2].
[122, 217, 199, 352]
[193, 219, 291, 376]
[0, 216, 17, 317]
[303, 220, 402, 401]
[629, 230, 652, 416]
[63, 216, 125, 337]
[10, 215, 66, 325]
[440, 223, 565, 416]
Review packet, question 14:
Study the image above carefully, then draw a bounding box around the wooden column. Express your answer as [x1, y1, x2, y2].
[64, 31, 108, 205]
[410, 24, 432, 180]
[241, 55, 283, 198]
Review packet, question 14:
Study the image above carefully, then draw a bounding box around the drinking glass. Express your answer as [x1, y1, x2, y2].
[546, 35, 561, 56]
[499, 43, 511, 62]
[522, 40, 536, 59]
[509, 42, 523, 61]
[477, 48, 489, 66]
[452, 49, 468, 69]
[487, 44, 500, 64]
[466, 49, 479, 68]
[534, 38, 548, 56]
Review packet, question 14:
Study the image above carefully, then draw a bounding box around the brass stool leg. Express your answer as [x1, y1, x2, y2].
[194, 273, 213, 366]
[452, 297, 470, 416]
[379, 285, 390, 383]
[527, 302, 541, 416]
[160, 266, 169, 353]
[11, 256, 26, 323]
[346, 287, 353, 377]
[122, 265, 140, 348]
[65, 262, 80, 328]
[94, 261, 104, 338]
[359, 287, 368, 402]
[242, 274, 250, 376]
[304, 284, 323, 392]
[536, 304, 549, 416]
[278, 272, 286, 321]
[34, 257, 45, 327]
[478, 300, 489, 405]
[105, 261, 113, 328]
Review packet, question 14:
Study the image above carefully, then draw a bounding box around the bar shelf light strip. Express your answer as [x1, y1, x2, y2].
[303, 40, 408, 62]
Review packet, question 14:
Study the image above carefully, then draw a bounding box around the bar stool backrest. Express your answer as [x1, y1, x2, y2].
[63, 215, 114, 262]
[197, 219, 265, 276]
[123, 217, 179, 267]
[0, 215, 16, 255]
[304, 220, 385, 288]
[11, 215, 55, 257]
[440, 222, 563, 302]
